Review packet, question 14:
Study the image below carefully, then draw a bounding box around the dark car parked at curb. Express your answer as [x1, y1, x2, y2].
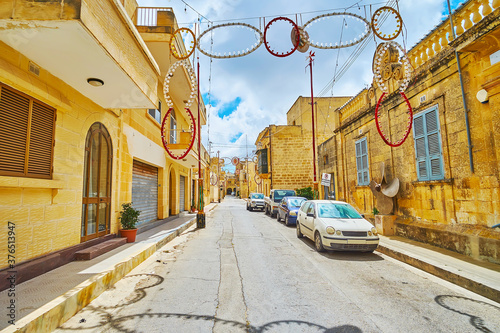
[277, 196, 307, 226]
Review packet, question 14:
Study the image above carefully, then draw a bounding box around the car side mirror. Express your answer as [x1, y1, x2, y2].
[361, 214, 365, 218]
[307, 213, 315, 218]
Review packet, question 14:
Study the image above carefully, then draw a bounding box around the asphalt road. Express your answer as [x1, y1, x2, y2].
[55, 196, 500, 332]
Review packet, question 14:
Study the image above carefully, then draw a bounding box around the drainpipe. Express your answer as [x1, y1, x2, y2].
[447, 0, 474, 173]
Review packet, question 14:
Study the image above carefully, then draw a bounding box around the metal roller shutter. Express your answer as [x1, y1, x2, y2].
[179, 175, 185, 212]
[132, 160, 158, 225]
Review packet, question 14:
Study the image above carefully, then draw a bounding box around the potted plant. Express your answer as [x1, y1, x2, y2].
[119, 202, 140, 243]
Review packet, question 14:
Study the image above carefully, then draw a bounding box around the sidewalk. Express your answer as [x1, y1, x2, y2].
[0, 203, 217, 333]
[2, 204, 499, 332]
[377, 235, 500, 303]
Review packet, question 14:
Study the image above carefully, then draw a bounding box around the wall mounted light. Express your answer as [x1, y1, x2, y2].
[87, 78, 104, 87]
[476, 89, 489, 103]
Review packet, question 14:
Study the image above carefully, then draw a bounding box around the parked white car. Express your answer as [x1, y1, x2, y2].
[247, 193, 265, 211]
[296, 200, 379, 253]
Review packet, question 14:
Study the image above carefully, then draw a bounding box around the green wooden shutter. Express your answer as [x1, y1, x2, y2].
[413, 107, 444, 181]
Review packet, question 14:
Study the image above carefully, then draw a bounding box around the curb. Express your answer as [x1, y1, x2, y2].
[376, 244, 500, 303]
[3, 217, 199, 333]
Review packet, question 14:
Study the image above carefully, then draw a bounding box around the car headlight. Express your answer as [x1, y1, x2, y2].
[371, 227, 378, 235]
[326, 226, 335, 235]
[290, 211, 297, 216]
[368, 231, 372, 236]
[336, 230, 342, 236]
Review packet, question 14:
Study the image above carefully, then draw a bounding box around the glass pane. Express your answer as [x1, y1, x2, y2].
[98, 203, 107, 232]
[82, 150, 89, 197]
[88, 135, 99, 197]
[81, 204, 86, 237]
[87, 203, 97, 235]
[99, 136, 109, 197]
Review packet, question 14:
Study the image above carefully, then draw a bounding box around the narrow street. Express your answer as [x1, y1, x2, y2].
[55, 197, 500, 333]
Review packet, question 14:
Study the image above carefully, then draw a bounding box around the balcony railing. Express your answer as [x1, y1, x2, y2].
[408, 0, 499, 68]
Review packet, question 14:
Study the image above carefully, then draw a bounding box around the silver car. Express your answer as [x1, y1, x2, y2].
[296, 200, 379, 253]
[247, 193, 265, 211]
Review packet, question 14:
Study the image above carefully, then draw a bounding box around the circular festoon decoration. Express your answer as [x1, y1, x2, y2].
[254, 175, 262, 185]
[161, 107, 197, 159]
[264, 17, 300, 57]
[303, 12, 371, 49]
[197, 22, 264, 59]
[373, 41, 412, 94]
[371, 6, 403, 41]
[375, 92, 413, 147]
[170, 27, 196, 60]
[219, 158, 225, 165]
[231, 157, 240, 166]
[210, 173, 218, 186]
[291, 26, 309, 53]
[252, 155, 258, 163]
[163, 60, 197, 109]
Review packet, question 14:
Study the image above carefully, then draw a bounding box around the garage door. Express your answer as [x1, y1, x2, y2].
[179, 175, 185, 212]
[132, 160, 158, 225]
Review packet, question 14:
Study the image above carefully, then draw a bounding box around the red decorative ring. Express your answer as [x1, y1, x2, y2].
[231, 157, 240, 166]
[375, 92, 413, 147]
[161, 107, 196, 159]
[254, 175, 262, 185]
[210, 174, 218, 186]
[264, 17, 300, 57]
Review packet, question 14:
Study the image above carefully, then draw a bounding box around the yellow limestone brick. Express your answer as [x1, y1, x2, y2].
[22, 188, 52, 206]
[52, 189, 77, 204]
[45, 204, 67, 221]
[29, 207, 45, 224]
[0, 188, 22, 206]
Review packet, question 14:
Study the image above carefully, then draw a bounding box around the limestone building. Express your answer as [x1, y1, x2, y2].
[0, 1, 209, 286]
[255, 96, 351, 196]
[319, 0, 500, 264]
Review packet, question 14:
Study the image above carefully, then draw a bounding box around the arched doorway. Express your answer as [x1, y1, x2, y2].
[226, 188, 232, 195]
[81, 123, 112, 242]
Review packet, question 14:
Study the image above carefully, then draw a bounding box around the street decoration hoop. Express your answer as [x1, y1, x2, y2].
[371, 6, 403, 41]
[170, 27, 196, 60]
[252, 155, 258, 163]
[231, 157, 240, 166]
[303, 12, 371, 49]
[264, 17, 300, 57]
[160, 107, 197, 159]
[197, 22, 264, 59]
[373, 41, 412, 94]
[254, 175, 262, 185]
[291, 26, 309, 53]
[163, 60, 197, 109]
[375, 92, 413, 147]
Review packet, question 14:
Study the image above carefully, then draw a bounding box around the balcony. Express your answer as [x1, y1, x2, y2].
[134, 7, 206, 126]
[0, 0, 160, 109]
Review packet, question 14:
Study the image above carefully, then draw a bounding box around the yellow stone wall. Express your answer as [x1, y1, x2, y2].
[0, 5, 204, 268]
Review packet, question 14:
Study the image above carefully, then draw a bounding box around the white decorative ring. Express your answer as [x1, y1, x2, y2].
[163, 60, 197, 109]
[303, 12, 371, 49]
[197, 22, 264, 59]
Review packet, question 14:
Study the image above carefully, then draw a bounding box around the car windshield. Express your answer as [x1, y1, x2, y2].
[288, 198, 306, 207]
[274, 190, 295, 201]
[317, 203, 363, 219]
[251, 194, 264, 199]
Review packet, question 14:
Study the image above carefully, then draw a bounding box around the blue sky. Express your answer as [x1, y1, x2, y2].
[139, 0, 465, 168]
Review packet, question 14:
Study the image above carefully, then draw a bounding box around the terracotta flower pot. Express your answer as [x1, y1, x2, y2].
[120, 229, 138, 243]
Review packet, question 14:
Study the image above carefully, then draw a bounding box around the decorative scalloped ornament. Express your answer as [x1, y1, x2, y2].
[163, 60, 197, 109]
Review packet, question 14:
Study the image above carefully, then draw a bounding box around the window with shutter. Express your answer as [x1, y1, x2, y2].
[413, 106, 444, 181]
[148, 100, 161, 124]
[355, 137, 370, 185]
[0, 84, 55, 179]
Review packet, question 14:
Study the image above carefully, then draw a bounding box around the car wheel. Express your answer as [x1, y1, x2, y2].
[277, 212, 281, 222]
[296, 222, 303, 238]
[265, 206, 269, 215]
[284, 215, 289, 226]
[249, 207, 253, 211]
[315, 232, 325, 252]
[246, 204, 249, 210]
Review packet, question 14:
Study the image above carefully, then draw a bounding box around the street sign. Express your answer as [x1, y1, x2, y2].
[321, 173, 331, 186]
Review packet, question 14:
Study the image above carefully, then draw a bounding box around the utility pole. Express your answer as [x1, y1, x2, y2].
[196, 58, 205, 228]
[307, 51, 319, 199]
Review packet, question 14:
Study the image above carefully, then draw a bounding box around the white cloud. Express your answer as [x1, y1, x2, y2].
[138, 0, 457, 160]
